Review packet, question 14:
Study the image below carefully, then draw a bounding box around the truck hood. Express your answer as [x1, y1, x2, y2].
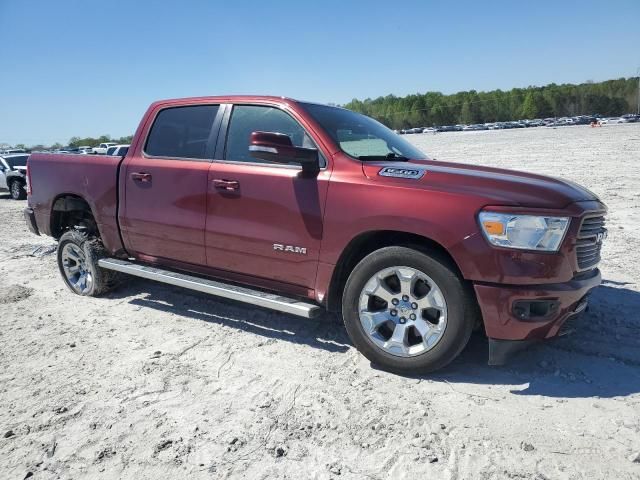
[362, 159, 599, 209]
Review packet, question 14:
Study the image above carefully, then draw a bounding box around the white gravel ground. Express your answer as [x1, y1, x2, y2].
[1, 124, 639, 480]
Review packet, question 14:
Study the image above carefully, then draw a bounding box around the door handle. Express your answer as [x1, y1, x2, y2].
[131, 172, 152, 183]
[213, 179, 240, 191]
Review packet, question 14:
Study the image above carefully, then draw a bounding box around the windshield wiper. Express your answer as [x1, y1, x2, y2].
[357, 153, 410, 162]
[386, 153, 409, 161]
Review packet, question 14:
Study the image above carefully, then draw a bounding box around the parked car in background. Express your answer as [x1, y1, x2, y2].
[110, 144, 130, 156]
[395, 113, 632, 134]
[0, 153, 29, 199]
[105, 145, 130, 156]
[58, 146, 80, 154]
[0, 148, 27, 154]
[92, 142, 117, 155]
[599, 117, 626, 125]
[462, 124, 488, 131]
[78, 146, 93, 154]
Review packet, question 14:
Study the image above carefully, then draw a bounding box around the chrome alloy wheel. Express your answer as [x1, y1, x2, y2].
[61, 243, 93, 294]
[358, 266, 448, 357]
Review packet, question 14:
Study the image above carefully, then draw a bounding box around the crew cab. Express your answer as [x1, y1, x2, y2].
[92, 142, 117, 155]
[23, 96, 607, 372]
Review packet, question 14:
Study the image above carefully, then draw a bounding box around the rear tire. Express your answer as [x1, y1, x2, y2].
[341, 246, 475, 374]
[57, 230, 121, 296]
[9, 180, 26, 200]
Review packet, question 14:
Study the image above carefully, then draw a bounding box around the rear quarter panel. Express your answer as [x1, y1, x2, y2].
[28, 153, 125, 254]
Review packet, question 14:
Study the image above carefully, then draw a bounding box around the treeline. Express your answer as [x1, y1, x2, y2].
[68, 134, 133, 148]
[18, 134, 134, 152]
[344, 77, 639, 129]
[8, 77, 638, 150]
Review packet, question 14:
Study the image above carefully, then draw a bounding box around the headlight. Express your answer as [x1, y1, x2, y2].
[478, 211, 570, 252]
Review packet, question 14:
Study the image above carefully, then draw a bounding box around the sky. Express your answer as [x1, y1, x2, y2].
[1, 0, 639, 146]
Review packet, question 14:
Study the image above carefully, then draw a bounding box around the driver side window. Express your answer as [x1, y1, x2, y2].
[224, 105, 320, 165]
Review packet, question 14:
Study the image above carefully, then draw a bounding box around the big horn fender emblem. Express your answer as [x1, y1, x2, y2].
[378, 166, 426, 179]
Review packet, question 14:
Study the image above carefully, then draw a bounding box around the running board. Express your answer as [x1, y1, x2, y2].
[98, 258, 322, 319]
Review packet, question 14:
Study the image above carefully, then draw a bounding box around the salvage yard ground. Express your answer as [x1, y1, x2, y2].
[1, 124, 639, 479]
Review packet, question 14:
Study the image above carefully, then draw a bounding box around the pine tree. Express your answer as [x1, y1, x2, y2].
[460, 101, 472, 124]
[520, 92, 537, 119]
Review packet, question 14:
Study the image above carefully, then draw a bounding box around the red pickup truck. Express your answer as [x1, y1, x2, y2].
[24, 96, 607, 372]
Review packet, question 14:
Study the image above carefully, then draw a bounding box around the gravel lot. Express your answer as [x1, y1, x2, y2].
[1, 124, 639, 479]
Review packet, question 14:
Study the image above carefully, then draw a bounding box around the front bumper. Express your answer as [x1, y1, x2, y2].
[24, 207, 40, 235]
[474, 268, 601, 342]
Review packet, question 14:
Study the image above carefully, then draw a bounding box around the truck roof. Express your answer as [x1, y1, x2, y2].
[149, 95, 302, 109]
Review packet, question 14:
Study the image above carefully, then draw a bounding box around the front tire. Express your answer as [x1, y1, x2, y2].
[9, 180, 26, 200]
[342, 246, 475, 374]
[57, 230, 120, 296]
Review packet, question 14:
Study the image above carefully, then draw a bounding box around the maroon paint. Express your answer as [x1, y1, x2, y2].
[474, 271, 601, 340]
[27, 153, 125, 255]
[205, 161, 331, 289]
[119, 157, 210, 266]
[26, 95, 606, 344]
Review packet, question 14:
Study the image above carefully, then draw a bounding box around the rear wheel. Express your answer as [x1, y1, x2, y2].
[342, 246, 475, 373]
[9, 180, 26, 200]
[57, 230, 121, 296]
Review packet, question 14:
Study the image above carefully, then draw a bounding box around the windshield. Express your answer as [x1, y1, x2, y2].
[301, 103, 429, 161]
[5, 155, 28, 168]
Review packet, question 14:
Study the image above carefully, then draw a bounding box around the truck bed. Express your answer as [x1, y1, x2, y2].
[27, 153, 126, 254]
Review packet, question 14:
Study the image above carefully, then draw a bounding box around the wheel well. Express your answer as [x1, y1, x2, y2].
[51, 195, 98, 239]
[8, 176, 25, 186]
[325, 230, 465, 312]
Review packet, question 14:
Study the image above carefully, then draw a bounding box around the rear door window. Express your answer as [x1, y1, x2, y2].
[145, 105, 219, 159]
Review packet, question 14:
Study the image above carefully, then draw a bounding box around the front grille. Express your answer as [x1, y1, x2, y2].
[576, 215, 606, 270]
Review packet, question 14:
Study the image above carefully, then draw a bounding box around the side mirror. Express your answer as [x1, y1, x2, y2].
[249, 131, 319, 176]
